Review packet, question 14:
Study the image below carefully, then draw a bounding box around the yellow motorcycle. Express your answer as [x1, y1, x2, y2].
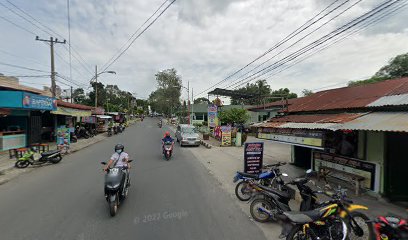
[284, 187, 374, 240]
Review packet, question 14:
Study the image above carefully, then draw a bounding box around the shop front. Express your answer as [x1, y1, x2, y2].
[0, 90, 56, 151]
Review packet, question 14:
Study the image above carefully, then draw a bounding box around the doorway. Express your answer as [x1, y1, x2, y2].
[293, 146, 312, 169]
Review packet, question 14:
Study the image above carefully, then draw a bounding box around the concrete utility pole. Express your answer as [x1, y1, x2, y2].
[187, 80, 190, 125]
[36, 36, 66, 98]
[70, 86, 73, 103]
[95, 65, 98, 107]
[191, 87, 194, 123]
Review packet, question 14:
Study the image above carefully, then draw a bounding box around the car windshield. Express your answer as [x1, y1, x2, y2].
[182, 127, 196, 134]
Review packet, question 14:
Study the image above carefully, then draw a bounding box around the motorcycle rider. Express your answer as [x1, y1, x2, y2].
[162, 131, 174, 153]
[103, 144, 131, 193]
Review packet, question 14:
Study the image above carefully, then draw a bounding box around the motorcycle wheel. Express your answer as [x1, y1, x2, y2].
[235, 181, 252, 201]
[347, 211, 374, 240]
[15, 160, 30, 168]
[286, 225, 312, 240]
[109, 198, 118, 217]
[84, 135, 89, 139]
[50, 155, 62, 164]
[250, 198, 276, 223]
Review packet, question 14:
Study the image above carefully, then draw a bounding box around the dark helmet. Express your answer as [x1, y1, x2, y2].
[114, 143, 124, 151]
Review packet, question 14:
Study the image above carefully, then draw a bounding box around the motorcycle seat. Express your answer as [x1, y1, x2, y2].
[41, 150, 60, 156]
[237, 171, 259, 179]
[258, 184, 292, 199]
[283, 207, 325, 224]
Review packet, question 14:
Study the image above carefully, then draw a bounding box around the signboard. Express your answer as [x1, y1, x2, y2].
[313, 151, 378, 191]
[56, 126, 70, 152]
[258, 133, 323, 147]
[221, 125, 232, 146]
[208, 104, 218, 128]
[52, 107, 91, 117]
[244, 142, 264, 174]
[22, 92, 56, 111]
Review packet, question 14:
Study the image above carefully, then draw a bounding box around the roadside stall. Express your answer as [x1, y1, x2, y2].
[96, 115, 112, 132]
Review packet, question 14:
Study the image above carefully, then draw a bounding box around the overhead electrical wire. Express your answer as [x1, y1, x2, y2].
[196, 0, 347, 96]
[0, 15, 36, 35]
[259, 1, 408, 85]
[0, 48, 50, 68]
[224, 0, 401, 90]
[101, 0, 170, 70]
[101, 0, 177, 72]
[0, 62, 50, 73]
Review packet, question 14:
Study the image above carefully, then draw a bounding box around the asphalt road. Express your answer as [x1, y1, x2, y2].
[0, 118, 267, 240]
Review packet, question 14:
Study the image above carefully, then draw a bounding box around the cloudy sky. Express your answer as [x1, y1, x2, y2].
[0, 0, 407, 101]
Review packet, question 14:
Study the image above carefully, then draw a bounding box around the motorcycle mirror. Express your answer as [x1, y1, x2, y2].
[101, 162, 107, 165]
[282, 173, 289, 177]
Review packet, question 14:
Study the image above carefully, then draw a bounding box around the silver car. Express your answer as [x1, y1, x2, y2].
[176, 124, 201, 147]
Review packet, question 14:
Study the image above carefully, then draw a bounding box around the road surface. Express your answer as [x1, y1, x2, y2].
[0, 118, 267, 240]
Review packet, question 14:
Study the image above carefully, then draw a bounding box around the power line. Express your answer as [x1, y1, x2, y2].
[101, 0, 170, 70]
[0, 48, 50, 68]
[225, 0, 365, 90]
[196, 0, 347, 96]
[0, 15, 36, 35]
[225, 0, 401, 90]
[260, 1, 408, 84]
[0, 61, 50, 73]
[56, 73, 88, 88]
[101, 0, 177, 72]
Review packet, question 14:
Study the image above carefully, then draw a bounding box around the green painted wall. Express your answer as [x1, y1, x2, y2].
[366, 131, 385, 193]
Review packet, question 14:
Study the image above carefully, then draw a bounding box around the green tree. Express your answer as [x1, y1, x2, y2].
[348, 52, 408, 86]
[194, 97, 210, 104]
[302, 89, 314, 97]
[72, 88, 87, 104]
[231, 80, 271, 105]
[218, 108, 250, 125]
[88, 82, 106, 107]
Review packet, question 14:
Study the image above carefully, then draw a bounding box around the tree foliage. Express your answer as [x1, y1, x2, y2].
[194, 97, 210, 104]
[302, 89, 314, 97]
[230, 80, 297, 105]
[348, 52, 408, 86]
[218, 108, 250, 125]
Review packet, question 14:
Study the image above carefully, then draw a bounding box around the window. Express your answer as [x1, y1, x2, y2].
[195, 114, 204, 120]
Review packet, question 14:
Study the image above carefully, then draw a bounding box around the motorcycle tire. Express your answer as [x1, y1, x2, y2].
[347, 211, 375, 240]
[50, 155, 62, 164]
[286, 224, 311, 240]
[250, 198, 276, 223]
[235, 181, 252, 201]
[84, 135, 89, 139]
[109, 199, 118, 217]
[15, 160, 30, 168]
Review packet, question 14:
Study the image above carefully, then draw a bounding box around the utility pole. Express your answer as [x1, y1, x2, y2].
[95, 65, 98, 107]
[191, 87, 194, 123]
[187, 80, 190, 125]
[36, 36, 66, 98]
[70, 86, 73, 103]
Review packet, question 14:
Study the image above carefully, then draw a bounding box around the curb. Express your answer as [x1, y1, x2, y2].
[200, 140, 212, 149]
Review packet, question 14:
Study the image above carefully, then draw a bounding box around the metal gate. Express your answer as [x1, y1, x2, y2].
[29, 115, 42, 144]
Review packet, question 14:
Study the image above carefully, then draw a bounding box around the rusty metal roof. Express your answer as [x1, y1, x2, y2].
[56, 100, 93, 110]
[268, 113, 364, 123]
[337, 112, 408, 132]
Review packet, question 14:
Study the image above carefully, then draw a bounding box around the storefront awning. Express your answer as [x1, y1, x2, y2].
[96, 115, 112, 119]
[336, 112, 408, 132]
[51, 107, 91, 117]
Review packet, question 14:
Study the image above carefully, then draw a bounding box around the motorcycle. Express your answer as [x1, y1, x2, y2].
[107, 127, 112, 137]
[101, 160, 133, 217]
[284, 182, 374, 240]
[76, 127, 90, 139]
[70, 132, 78, 143]
[233, 162, 288, 201]
[373, 214, 408, 240]
[158, 121, 162, 128]
[163, 141, 173, 160]
[15, 148, 62, 168]
[249, 169, 319, 223]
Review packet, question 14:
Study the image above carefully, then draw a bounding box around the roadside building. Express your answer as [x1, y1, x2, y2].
[254, 77, 408, 200]
[0, 76, 56, 150]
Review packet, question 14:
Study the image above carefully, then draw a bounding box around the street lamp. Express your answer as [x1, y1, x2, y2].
[91, 66, 116, 107]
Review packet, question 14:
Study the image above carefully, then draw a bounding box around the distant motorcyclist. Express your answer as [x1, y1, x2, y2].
[162, 131, 174, 153]
[104, 144, 131, 188]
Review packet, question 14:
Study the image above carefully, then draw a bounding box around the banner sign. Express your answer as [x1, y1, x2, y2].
[313, 151, 378, 190]
[22, 92, 56, 111]
[221, 125, 232, 146]
[56, 126, 70, 146]
[208, 104, 218, 128]
[244, 142, 264, 174]
[257, 133, 323, 147]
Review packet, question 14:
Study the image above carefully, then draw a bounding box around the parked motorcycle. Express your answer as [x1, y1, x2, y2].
[373, 214, 408, 240]
[101, 160, 133, 217]
[70, 132, 78, 143]
[107, 127, 112, 137]
[233, 162, 288, 201]
[249, 169, 318, 223]
[163, 141, 173, 160]
[15, 148, 62, 168]
[76, 126, 90, 139]
[284, 183, 374, 240]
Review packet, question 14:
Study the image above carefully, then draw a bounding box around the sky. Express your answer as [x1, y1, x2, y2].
[0, 0, 407, 102]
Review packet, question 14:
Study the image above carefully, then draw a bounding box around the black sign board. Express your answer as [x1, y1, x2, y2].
[244, 142, 264, 174]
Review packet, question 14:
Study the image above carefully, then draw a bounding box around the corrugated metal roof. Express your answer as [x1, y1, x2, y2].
[56, 100, 93, 110]
[276, 122, 339, 130]
[367, 93, 408, 107]
[337, 112, 408, 132]
[268, 113, 364, 123]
